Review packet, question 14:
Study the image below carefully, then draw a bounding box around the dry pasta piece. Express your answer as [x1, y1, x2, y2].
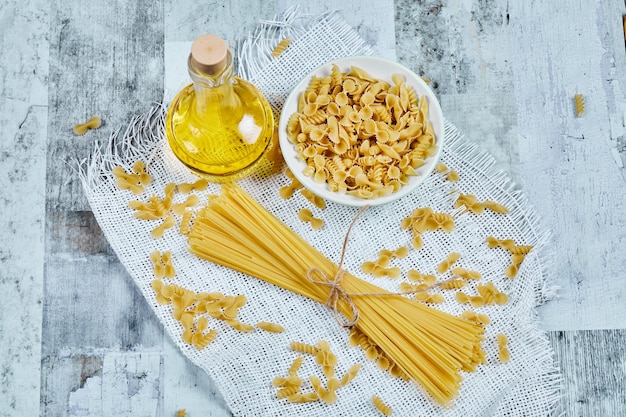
[497, 332, 511, 363]
[399, 282, 429, 294]
[288, 356, 304, 376]
[290, 341, 318, 355]
[179, 209, 194, 235]
[287, 392, 319, 403]
[372, 395, 393, 416]
[257, 321, 285, 333]
[176, 409, 186, 417]
[406, 269, 437, 285]
[300, 189, 326, 209]
[172, 195, 199, 215]
[297, 208, 324, 229]
[454, 193, 485, 214]
[151, 215, 175, 239]
[574, 93, 585, 117]
[483, 200, 509, 214]
[340, 363, 362, 387]
[279, 170, 303, 199]
[113, 166, 144, 195]
[73, 115, 102, 135]
[435, 162, 448, 172]
[485, 236, 515, 250]
[451, 267, 482, 280]
[379, 246, 409, 259]
[436, 252, 461, 273]
[272, 37, 292, 57]
[150, 250, 175, 279]
[446, 170, 460, 182]
[439, 279, 466, 290]
[455, 291, 470, 304]
[177, 178, 208, 194]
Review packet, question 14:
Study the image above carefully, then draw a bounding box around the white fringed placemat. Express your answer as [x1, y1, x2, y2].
[76, 9, 560, 417]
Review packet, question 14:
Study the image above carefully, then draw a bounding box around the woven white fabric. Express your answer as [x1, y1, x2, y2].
[76, 10, 561, 417]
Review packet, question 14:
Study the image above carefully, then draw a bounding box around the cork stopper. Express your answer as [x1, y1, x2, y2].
[190, 34, 229, 75]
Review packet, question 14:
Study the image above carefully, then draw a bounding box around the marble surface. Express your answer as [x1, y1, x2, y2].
[0, 0, 625, 416]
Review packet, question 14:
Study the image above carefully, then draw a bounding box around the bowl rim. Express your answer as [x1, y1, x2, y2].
[278, 55, 445, 207]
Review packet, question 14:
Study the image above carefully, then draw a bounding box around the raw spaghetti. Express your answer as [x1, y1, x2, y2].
[187, 183, 485, 405]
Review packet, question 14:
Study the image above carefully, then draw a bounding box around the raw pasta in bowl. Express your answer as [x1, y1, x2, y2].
[278, 56, 444, 207]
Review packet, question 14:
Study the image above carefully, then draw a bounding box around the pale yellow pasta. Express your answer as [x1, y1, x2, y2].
[179, 209, 194, 235]
[439, 279, 466, 290]
[483, 200, 509, 214]
[340, 363, 362, 387]
[574, 93, 585, 117]
[172, 195, 199, 215]
[446, 170, 459, 182]
[151, 215, 175, 239]
[497, 332, 510, 363]
[469, 295, 486, 308]
[177, 178, 208, 194]
[436, 252, 461, 273]
[256, 321, 285, 333]
[300, 189, 326, 209]
[455, 291, 469, 304]
[406, 269, 437, 285]
[290, 341, 318, 355]
[379, 246, 409, 259]
[451, 267, 482, 280]
[372, 395, 393, 416]
[271, 37, 292, 57]
[176, 409, 187, 417]
[435, 162, 448, 172]
[113, 166, 144, 195]
[73, 115, 102, 135]
[297, 208, 324, 229]
[288, 356, 304, 376]
[287, 392, 319, 403]
[454, 193, 485, 214]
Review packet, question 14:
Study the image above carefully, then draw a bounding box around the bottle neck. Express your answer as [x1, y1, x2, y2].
[187, 52, 240, 114]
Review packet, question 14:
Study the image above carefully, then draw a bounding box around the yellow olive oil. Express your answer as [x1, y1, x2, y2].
[166, 35, 274, 182]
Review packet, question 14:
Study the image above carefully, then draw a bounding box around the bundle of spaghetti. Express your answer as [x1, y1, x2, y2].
[188, 183, 485, 405]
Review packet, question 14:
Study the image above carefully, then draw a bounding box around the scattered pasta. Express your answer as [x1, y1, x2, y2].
[406, 269, 437, 285]
[73, 115, 102, 135]
[151, 280, 253, 350]
[256, 321, 285, 333]
[150, 250, 175, 278]
[151, 215, 175, 239]
[451, 267, 482, 280]
[279, 169, 304, 199]
[361, 254, 401, 279]
[436, 252, 461, 273]
[298, 208, 324, 229]
[401, 207, 455, 249]
[177, 178, 208, 194]
[454, 193, 485, 214]
[272, 37, 292, 57]
[446, 170, 460, 182]
[372, 395, 393, 416]
[574, 93, 585, 117]
[497, 332, 510, 363]
[286, 64, 439, 199]
[486, 236, 533, 278]
[300, 188, 326, 209]
[275, 340, 360, 404]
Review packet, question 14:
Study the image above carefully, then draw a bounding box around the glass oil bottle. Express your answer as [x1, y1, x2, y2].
[166, 34, 274, 182]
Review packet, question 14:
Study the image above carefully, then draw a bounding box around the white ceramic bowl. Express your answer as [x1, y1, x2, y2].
[278, 56, 445, 207]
